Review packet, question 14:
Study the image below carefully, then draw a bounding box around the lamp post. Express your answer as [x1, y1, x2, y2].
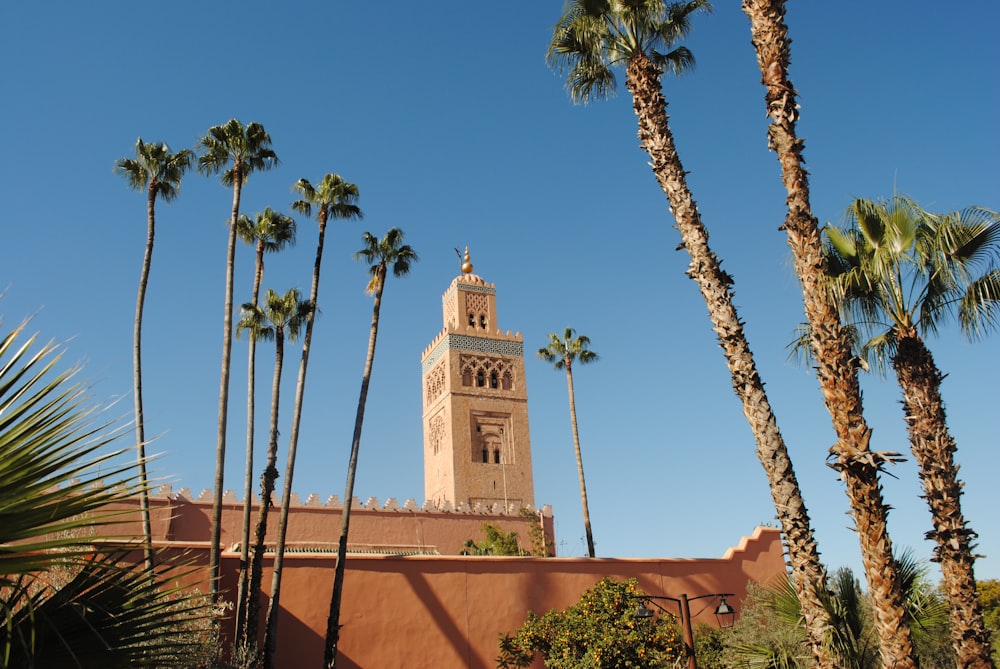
[633, 592, 736, 669]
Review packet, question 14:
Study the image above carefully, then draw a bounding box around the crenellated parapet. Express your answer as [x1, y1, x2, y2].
[150, 484, 552, 517]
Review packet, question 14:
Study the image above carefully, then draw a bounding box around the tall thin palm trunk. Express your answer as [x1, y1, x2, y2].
[262, 213, 327, 669]
[894, 334, 993, 668]
[242, 322, 286, 658]
[235, 241, 265, 643]
[132, 183, 157, 575]
[564, 362, 595, 558]
[624, 51, 835, 668]
[324, 264, 386, 669]
[741, 3, 915, 665]
[209, 169, 243, 602]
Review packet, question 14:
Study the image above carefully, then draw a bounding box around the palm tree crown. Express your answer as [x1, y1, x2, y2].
[237, 288, 312, 344]
[538, 327, 599, 370]
[292, 174, 363, 224]
[825, 195, 1000, 362]
[196, 119, 278, 184]
[237, 208, 297, 257]
[547, 0, 710, 103]
[354, 227, 418, 291]
[114, 137, 193, 200]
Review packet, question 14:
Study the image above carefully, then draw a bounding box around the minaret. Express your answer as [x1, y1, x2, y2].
[421, 248, 535, 511]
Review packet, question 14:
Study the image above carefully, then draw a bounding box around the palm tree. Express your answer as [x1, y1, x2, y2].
[0, 319, 214, 667]
[234, 288, 311, 660]
[734, 551, 950, 669]
[739, 4, 916, 665]
[232, 208, 296, 644]
[114, 138, 193, 575]
[823, 195, 999, 667]
[537, 328, 599, 558]
[547, 2, 834, 663]
[261, 174, 363, 669]
[197, 119, 279, 601]
[323, 228, 417, 669]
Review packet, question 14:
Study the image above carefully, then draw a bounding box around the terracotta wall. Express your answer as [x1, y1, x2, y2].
[122, 494, 553, 556]
[108, 496, 785, 667]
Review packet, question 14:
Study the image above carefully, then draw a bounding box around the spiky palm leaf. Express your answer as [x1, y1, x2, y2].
[0, 322, 137, 577]
[0, 320, 213, 667]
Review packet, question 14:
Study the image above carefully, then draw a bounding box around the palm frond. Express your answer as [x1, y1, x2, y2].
[0, 323, 142, 577]
[1, 318, 217, 667]
[958, 269, 1000, 340]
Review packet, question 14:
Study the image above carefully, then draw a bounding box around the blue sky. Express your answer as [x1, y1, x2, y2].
[1, 1, 997, 582]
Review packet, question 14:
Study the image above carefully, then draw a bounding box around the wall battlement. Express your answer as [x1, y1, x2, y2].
[149, 485, 551, 517]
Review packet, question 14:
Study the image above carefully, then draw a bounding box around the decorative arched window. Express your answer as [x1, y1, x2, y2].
[482, 448, 489, 463]
[494, 448, 501, 464]
[479, 314, 487, 329]
[476, 370, 485, 387]
[490, 371, 499, 389]
[468, 313, 475, 327]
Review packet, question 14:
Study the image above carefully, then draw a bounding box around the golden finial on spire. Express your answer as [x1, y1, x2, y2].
[461, 246, 474, 274]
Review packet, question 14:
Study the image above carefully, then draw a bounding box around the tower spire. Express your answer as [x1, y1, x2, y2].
[461, 246, 473, 274]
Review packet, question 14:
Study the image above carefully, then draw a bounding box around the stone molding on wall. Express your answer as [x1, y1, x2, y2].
[149, 484, 553, 517]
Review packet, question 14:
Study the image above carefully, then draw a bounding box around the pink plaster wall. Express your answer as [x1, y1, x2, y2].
[107, 497, 785, 667]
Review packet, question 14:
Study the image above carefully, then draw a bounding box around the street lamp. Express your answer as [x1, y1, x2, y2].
[633, 592, 736, 669]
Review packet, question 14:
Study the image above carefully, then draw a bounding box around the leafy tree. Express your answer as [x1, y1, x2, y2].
[692, 623, 728, 669]
[197, 119, 279, 601]
[323, 229, 417, 668]
[460, 524, 527, 556]
[114, 137, 194, 574]
[232, 208, 296, 645]
[263, 174, 363, 669]
[740, 4, 916, 665]
[537, 328, 598, 557]
[548, 1, 833, 662]
[978, 579, 1000, 665]
[497, 577, 683, 668]
[519, 507, 555, 557]
[823, 195, 999, 665]
[0, 318, 214, 667]
[235, 288, 311, 661]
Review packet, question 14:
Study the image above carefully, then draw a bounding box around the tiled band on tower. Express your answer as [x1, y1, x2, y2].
[421, 249, 535, 511]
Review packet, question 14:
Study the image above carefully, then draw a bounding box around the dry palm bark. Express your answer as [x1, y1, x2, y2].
[894, 333, 993, 668]
[624, 50, 835, 669]
[741, 2, 916, 666]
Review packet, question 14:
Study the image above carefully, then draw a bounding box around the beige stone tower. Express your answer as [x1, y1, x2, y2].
[421, 249, 535, 511]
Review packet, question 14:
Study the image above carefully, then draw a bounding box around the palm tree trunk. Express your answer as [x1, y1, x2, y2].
[624, 51, 837, 668]
[210, 170, 243, 602]
[132, 184, 156, 575]
[236, 244, 266, 643]
[894, 334, 993, 668]
[324, 265, 386, 669]
[740, 4, 916, 666]
[263, 215, 328, 669]
[242, 327, 285, 658]
[564, 362, 595, 558]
